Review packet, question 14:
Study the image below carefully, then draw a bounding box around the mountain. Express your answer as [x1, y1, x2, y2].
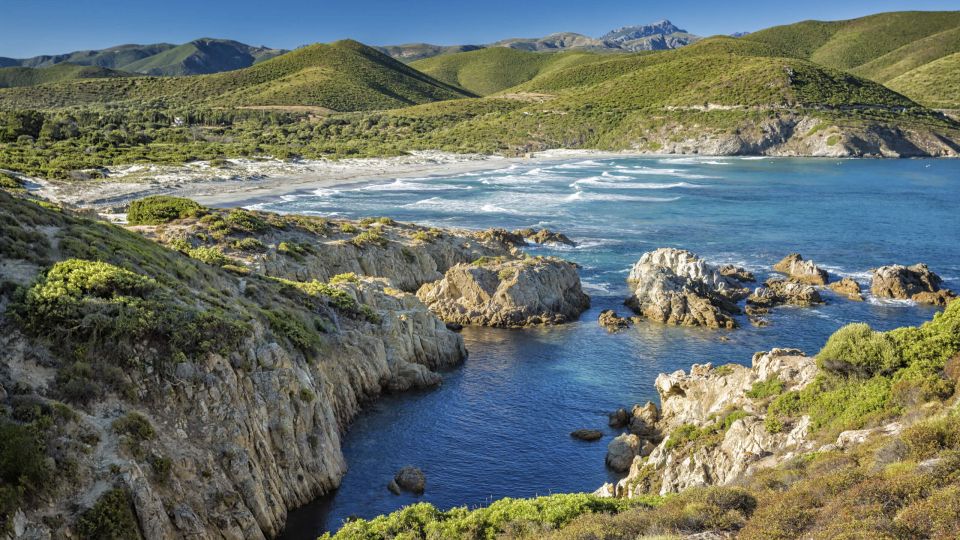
[381, 19, 699, 62]
[0, 39, 286, 76]
[0, 40, 472, 111]
[600, 19, 701, 50]
[0, 63, 130, 88]
[741, 10, 960, 107]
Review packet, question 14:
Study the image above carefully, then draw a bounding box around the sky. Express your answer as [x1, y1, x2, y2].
[2, 0, 959, 58]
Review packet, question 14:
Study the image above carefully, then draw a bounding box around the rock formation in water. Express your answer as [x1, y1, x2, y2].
[389, 466, 426, 495]
[828, 277, 864, 301]
[598, 309, 632, 332]
[601, 349, 819, 497]
[871, 263, 956, 306]
[718, 264, 756, 283]
[606, 433, 642, 472]
[773, 253, 829, 285]
[473, 227, 576, 248]
[571, 429, 603, 441]
[625, 248, 749, 329]
[416, 256, 590, 327]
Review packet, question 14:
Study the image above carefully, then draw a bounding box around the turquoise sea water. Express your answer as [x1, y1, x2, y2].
[262, 156, 960, 538]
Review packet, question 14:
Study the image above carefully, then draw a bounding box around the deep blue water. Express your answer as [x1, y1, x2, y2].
[261, 156, 960, 538]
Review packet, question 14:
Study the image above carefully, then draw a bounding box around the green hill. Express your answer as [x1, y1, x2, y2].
[0, 63, 130, 88]
[886, 52, 960, 109]
[0, 40, 472, 111]
[410, 48, 615, 95]
[850, 25, 960, 83]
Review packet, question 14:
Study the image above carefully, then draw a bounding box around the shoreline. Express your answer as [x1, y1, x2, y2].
[31, 149, 644, 210]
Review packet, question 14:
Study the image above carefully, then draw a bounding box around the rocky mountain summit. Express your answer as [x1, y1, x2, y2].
[600, 20, 700, 51]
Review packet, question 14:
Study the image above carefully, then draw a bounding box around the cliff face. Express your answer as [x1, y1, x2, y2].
[602, 349, 820, 498]
[0, 195, 483, 539]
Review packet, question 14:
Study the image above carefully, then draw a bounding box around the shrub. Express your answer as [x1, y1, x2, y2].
[224, 209, 268, 233]
[126, 196, 202, 225]
[187, 246, 230, 266]
[747, 377, 785, 400]
[231, 237, 265, 252]
[339, 222, 359, 234]
[0, 172, 22, 190]
[350, 230, 386, 248]
[263, 309, 322, 354]
[902, 414, 960, 460]
[149, 455, 172, 482]
[0, 420, 52, 532]
[112, 412, 155, 441]
[75, 489, 142, 540]
[329, 272, 359, 285]
[817, 323, 903, 377]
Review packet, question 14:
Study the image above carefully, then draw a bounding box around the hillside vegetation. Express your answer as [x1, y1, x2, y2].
[0, 40, 471, 111]
[0, 63, 129, 88]
[887, 52, 960, 109]
[410, 48, 609, 95]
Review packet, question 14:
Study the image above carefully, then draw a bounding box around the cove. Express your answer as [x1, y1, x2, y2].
[270, 156, 960, 538]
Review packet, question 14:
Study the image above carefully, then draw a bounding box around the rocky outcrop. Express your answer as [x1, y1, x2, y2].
[718, 264, 756, 283]
[388, 466, 426, 495]
[513, 228, 577, 247]
[626, 248, 749, 329]
[416, 257, 590, 327]
[871, 263, 956, 306]
[571, 429, 603, 441]
[598, 310, 632, 332]
[606, 434, 641, 472]
[745, 278, 822, 325]
[829, 277, 863, 301]
[773, 253, 828, 285]
[602, 349, 818, 498]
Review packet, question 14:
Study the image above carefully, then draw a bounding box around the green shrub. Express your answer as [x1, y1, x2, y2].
[816, 323, 903, 376]
[225, 209, 268, 233]
[747, 377, 785, 399]
[231, 237, 265, 252]
[187, 246, 230, 266]
[902, 413, 960, 460]
[0, 172, 22, 190]
[75, 489, 142, 540]
[263, 309, 322, 354]
[329, 272, 359, 285]
[339, 222, 359, 234]
[0, 420, 52, 533]
[126, 196, 202, 225]
[149, 455, 172, 482]
[112, 412, 155, 441]
[350, 230, 386, 248]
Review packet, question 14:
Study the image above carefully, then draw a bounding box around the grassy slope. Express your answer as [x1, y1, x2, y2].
[0, 64, 130, 88]
[851, 25, 960, 83]
[887, 52, 960, 109]
[410, 48, 609, 95]
[0, 40, 472, 111]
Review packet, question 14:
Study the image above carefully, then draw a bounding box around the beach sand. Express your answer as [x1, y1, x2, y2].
[32, 149, 644, 210]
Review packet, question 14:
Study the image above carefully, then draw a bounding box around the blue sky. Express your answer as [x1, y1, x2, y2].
[2, 0, 958, 57]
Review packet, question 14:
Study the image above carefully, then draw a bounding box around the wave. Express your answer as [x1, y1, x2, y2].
[580, 279, 617, 295]
[817, 264, 872, 281]
[866, 296, 916, 307]
[570, 177, 704, 190]
[659, 157, 730, 166]
[564, 191, 681, 203]
[480, 174, 545, 185]
[614, 166, 718, 180]
[358, 179, 466, 192]
[554, 159, 603, 169]
[311, 188, 341, 197]
[402, 197, 531, 216]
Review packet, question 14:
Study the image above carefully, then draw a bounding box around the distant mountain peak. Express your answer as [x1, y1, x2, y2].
[601, 20, 687, 42]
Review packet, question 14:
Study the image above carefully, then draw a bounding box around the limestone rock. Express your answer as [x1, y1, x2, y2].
[598, 310, 631, 332]
[393, 466, 426, 494]
[571, 429, 604, 441]
[871, 263, 956, 305]
[416, 257, 590, 327]
[606, 434, 641, 472]
[514, 228, 577, 247]
[626, 248, 749, 329]
[628, 402, 660, 438]
[608, 408, 630, 428]
[748, 278, 823, 310]
[772, 253, 829, 285]
[718, 264, 756, 283]
[828, 277, 863, 301]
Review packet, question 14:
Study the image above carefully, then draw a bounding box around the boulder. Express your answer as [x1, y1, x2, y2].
[628, 402, 660, 438]
[598, 310, 631, 332]
[606, 434, 641, 472]
[871, 263, 956, 305]
[748, 278, 823, 310]
[416, 256, 590, 327]
[392, 466, 426, 494]
[718, 264, 756, 283]
[571, 429, 604, 441]
[773, 253, 829, 285]
[626, 248, 749, 329]
[514, 228, 577, 247]
[828, 277, 863, 301]
[608, 408, 630, 428]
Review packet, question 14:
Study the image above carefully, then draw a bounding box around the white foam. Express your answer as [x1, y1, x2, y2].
[358, 179, 466, 192]
[570, 177, 704, 190]
[615, 166, 718, 180]
[564, 191, 681, 203]
[866, 296, 916, 307]
[580, 279, 616, 295]
[311, 188, 341, 197]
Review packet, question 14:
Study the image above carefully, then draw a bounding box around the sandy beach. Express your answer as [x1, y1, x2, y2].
[31, 149, 644, 210]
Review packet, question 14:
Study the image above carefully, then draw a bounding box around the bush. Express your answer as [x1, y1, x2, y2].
[350, 230, 386, 248]
[231, 237, 265, 252]
[224, 209, 268, 233]
[126, 196, 202, 225]
[339, 222, 359, 234]
[747, 377, 785, 399]
[329, 272, 359, 285]
[0, 420, 52, 533]
[112, 412, 156, 441]
[187, 246, 230, 266]
[902, 414, 960, 460]
[817, 323, 903, 376]
[75, 489, 142, 540]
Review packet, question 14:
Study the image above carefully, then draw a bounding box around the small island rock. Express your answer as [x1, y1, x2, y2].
[391, 466, 426, 495]
[598, 310, 631, 332]
[871, 264, 956, 306]
[571, 429, 604, 441]
[828, 277, 863, 301]
[773, 253, 829, 285]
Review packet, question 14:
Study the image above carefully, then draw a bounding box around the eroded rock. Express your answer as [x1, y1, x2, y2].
[416, 256, 590, 327]
[718, 264, 756, 283]
[828, 277, 863, 301]
[392, 466, 426, 495]
[773, 253, 829, 285]
[606, 434, 641, 472]
[598, 310, 631, 332]
[748, 278, 823, 310]
[626, 248, 749, 329]
[514, 228, 577, 247]
[871, 263, 956, 305]
[571, 429, 604, 441]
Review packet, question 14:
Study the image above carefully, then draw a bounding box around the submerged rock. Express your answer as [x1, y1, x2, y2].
[571, 429, 604, 441]
[606, 433, 641, 472]
[773, 253, 829, 285]
[391, 466, 426, 495]
[871, 263, 956, 306]
[625, 248, 749, 329]
[416, 256, 590, 327]
[598, 309, 631, 332]
[828, 277, 863, 301]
